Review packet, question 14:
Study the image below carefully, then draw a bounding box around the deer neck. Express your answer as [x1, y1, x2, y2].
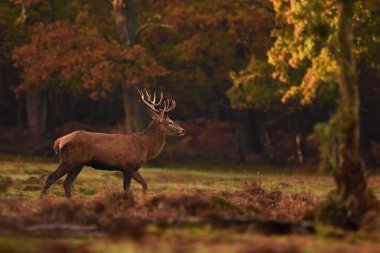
[143, 121, 166, 160]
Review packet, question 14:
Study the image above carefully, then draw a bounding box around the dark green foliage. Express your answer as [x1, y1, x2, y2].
[313, 110, 355, 172]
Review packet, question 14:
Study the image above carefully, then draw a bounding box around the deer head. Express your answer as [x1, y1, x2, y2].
[136, 88, 185, 136]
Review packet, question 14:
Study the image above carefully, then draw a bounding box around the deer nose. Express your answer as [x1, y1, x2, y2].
[179, 129, 185, 136]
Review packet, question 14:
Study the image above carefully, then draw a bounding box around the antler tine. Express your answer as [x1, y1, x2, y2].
[137, 87, 160, 113]
[143, 88, 151, 101]
[170, 100, 176, 111]
[151, 91, 164, 106]
[137, 88, 176, 114]
[152, 92, 156, 104]
[169, 99, 176, 111]
[135, 87, 143, 97]
[158, 91, 164, 105]
[162, 99, 176, 112]
[164, 100, 169, 112]
[163, 100, 167, 112]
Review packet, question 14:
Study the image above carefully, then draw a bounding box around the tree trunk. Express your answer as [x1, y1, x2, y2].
[231, 109, 261, 162]
[112, 0, 148, 132]
[26, 89, 47, 134]
[122, 85, 147, 132]
[335, 0, 367, 224]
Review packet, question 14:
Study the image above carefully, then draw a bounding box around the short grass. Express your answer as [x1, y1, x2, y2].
[0, 155, 337, 199]
[0, 155, 379, 253]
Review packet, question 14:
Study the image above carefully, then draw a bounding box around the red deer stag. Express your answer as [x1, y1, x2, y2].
[41, 88, 185, 198]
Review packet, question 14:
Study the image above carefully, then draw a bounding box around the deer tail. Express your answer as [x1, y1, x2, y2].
[53, 138, 61, 155]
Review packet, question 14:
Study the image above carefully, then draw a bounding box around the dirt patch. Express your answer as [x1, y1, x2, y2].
[23, 185, 41, 191]
[24, 176, 44, 184]
[20, 199, 105, 226]
[42, 242, 89, 253]
[22, 176, 45, 192]
[218, 180, 319, 222]
[4, 196, 145, 240]
[0, 176, 13, 193]
[0, 214, 19, 232]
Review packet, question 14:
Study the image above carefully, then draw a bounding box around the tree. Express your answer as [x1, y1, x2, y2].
[11, 0, 167, 132]
[0, 1, 30, 127]
[9, 0, 82, 134]
[140, 0, 274, 117]
[316, 0, 371, 229]
[231, 0, 380, 108]
[10, 0, 278, 136]
[231, 0, 379, 228]
[140, 0, 274, 159]
[111, 0, 170, 131]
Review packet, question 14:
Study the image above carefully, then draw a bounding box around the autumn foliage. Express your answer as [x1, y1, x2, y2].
[12, 21, 167, 98]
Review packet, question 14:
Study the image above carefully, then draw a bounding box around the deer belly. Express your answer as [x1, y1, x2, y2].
[86, 161, 121, 171]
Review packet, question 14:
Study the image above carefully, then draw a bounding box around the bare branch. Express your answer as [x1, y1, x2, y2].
[133, 15, 175, 44]
[15, 0, 27, 26]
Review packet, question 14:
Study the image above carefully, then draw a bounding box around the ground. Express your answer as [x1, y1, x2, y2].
[0, 155, 379, 253]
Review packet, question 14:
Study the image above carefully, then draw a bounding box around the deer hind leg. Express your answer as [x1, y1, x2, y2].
[131, 171, 147, 194]
[63, 166, 83, 198]
[40, 162, 71, 197]
[123, 170, 132, 192]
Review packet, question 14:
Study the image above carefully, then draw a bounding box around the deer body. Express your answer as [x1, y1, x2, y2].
[55, 125, 165, 171]
[41, 89, 184, 198]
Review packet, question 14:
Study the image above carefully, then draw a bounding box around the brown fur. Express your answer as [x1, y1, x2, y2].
[41, 113, 184, 198]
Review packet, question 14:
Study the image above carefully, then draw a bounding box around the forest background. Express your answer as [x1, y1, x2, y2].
[0, 0, 380, 167]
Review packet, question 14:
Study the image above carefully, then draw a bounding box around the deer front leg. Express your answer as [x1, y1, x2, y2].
[131, 171, 147, 194]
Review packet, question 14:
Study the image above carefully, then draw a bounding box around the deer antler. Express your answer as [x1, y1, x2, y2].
[136, 87, 175, 114]
[163, 98, 176, 113]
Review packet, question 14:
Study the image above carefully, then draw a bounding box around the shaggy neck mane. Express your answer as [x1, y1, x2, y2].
[143, 120, 166, 159]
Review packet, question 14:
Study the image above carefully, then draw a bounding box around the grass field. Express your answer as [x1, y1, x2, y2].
[0, 155, 379, 253]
